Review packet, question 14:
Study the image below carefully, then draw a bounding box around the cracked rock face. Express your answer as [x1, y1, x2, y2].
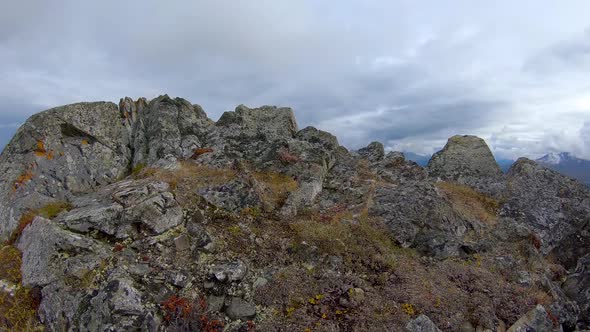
[2, 95, 590, 331]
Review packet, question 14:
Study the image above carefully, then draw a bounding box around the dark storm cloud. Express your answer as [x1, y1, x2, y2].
[1, 0, 590, 159]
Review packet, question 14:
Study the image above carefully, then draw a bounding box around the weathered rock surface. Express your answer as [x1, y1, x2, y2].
[506, 305, 561, 332]
[0, 102, 131, 240]
[406, 314, 443, 332]
[1, 96, 590, 331]
[427, 135, 504, 194]
[502, 158, 590, 256]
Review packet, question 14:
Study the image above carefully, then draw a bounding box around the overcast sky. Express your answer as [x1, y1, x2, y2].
[1, 0, 590, 159]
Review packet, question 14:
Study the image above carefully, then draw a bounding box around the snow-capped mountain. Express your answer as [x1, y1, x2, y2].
[537, 152, 590, 185]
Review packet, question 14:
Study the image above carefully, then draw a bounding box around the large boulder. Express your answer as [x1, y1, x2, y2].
[562, 255, 590, 329]
[59, 179, 183, 239]
[0, 102, 131, 241]
[216, 104, 298, 141]
[501, 158, 590, 256]
[406, 314, 442, 332]
[506, 305, 561, 332]
[127, 95, 213, 165]
[427, 135, 503, 194]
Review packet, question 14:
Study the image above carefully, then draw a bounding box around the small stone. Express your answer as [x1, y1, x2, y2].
[207, 295, 225, 312]
[210, 260, 247, 282]
[167, 272, 188, 288]
[174, 234, 191, 252]
[517, 271, 531, 286]
[405, 314, 442, 332]
[348, 288, 365, 304]
[253, 277, 268, 290]
[459, 322, 475, 332]
[225, 297, 256, 320]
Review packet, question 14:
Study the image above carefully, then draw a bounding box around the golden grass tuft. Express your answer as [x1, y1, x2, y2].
[252, 171, 298, 207]
[7, 201, 72, 245]
[289, 215, 405, 273]
[0, 245, 22, 284]
[0, 246, 43, 331]
[436, 182, 499, 225]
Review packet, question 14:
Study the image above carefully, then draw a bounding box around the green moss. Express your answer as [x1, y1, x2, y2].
[0, 245, 22, 283]
[0, 246, 43, 330]
[37, 201, 72, 219]
[131, 163, 146, 176]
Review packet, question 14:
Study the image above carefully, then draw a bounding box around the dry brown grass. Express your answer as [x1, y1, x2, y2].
[251, 171, 298, 207]
[436, 182, 499, 225]
[137, 161, 298, 211]
[0, 245, 43, 331]
[138, 161, 236, 190]
[7, 201, 72, 245]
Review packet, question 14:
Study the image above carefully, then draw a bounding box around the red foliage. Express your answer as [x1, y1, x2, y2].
[277, 147, 300, 164]
[161, 296, 192, 322]
[247, 320, 256, 331]
[531, 233, 542, 250]
[546, 309, 559, 327]
[199, 297, 208, 311]
[190, 148, 214, 160]
[113, 244, 125, 252]
[7, 210, 37, 245]
[199, 314, 224, 332]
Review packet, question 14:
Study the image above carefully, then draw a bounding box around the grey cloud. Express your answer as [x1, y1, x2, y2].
[1, 1, 590, 160]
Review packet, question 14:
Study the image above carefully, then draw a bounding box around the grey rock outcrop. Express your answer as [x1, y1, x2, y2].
[506, 305, 561, 332]
[427, 135, 504, 194]
[562, 255, 590, 329]
[406, 314, 443, 332]
[3, 96, 590, 331]
[217, 104, 298, 141]
[502, 158, 590, 256]
[59, 179, 183, 238]
[0, 102, 131, 240]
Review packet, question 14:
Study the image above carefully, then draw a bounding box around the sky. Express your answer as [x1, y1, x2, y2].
[1, 0, 590, 160]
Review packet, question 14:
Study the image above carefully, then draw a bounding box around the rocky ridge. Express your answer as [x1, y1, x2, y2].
[0, 95, 589, 331]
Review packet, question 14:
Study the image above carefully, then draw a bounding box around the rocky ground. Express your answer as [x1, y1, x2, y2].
[0, 95, 589, 331]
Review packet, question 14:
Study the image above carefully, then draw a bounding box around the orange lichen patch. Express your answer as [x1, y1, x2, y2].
[12, 169, 34, 192]
[7, 211, 36, 245]
[190, 147, 214, 160]
[35, 140, 46, 153]
[33, 140, 47, 158]
[81, 139, 89, 145]
[33, 140, 55, 160]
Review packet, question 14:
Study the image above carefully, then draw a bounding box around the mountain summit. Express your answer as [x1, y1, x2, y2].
[0, 96, 589, 331]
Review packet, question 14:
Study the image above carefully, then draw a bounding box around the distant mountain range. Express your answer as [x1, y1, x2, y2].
[403, 152, 430, 167]
[404, 151, 590, 185]
[536, 152, 590, 185]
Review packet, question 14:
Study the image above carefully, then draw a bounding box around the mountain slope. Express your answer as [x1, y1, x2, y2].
[537, 152, 590, 185]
